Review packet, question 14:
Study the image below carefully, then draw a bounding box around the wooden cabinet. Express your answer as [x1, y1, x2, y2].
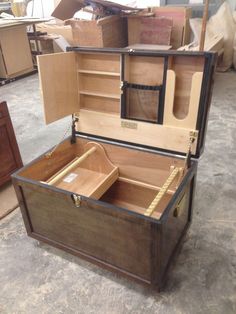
[0, 101, 23, 186]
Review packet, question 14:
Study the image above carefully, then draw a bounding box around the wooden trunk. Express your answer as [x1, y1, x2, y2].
[13, 48, 216, 290]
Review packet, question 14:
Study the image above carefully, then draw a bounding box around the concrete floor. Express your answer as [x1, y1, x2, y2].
[0, 71, 236, 314]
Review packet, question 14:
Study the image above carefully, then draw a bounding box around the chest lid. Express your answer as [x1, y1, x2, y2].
[37, 47, 216, 158]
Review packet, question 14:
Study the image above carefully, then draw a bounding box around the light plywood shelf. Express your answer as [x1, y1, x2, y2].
[78, 70, 120, 77]
[79, 90, 120, 100]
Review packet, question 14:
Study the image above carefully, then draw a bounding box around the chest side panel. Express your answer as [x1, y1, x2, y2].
[20, 182, 152, 281]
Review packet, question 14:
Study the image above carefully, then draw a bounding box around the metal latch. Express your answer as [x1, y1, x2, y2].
[71, 114, 79, 144]
[72, 194, 81, 208]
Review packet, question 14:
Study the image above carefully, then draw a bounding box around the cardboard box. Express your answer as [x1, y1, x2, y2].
[36, 23, 74, 45]
[128, 16, 173, 46]
[52, 0, 128, 48]
[68, 16, 128, 48]
[0, 25, 34, 79]
[152, 6, 192, 49]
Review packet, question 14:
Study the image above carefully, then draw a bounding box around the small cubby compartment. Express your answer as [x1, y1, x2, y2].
[77, 53, 120, 73]
[100, 178, 173, 219]
[122, 55, 166, 123]
[77, 52, 121, 115]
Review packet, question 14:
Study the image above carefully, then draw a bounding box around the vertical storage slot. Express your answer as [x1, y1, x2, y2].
[163, 55, 205, 129]
[122, 55, 165, 123]
[124, 83, 161, 122]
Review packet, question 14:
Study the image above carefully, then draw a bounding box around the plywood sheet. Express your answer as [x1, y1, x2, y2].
[77, 109, 198, 154]
[38, 52, 78, 124]
[0, 25, 33, 77]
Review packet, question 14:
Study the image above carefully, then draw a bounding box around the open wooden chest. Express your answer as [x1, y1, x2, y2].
[12, 48, 216, 290]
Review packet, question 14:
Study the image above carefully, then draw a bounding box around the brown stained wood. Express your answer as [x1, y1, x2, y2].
[159, 182, 191, 281]
[20, 182, 152, 280]
[0, 102, 23, 186]
[14, 48, 216, 290]
[37, 52, 78, 124]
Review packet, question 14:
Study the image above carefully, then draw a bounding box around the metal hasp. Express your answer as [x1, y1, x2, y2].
[72, 194, 81, 208]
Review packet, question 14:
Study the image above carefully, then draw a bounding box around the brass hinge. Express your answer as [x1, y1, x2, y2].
[184, 131, 197, 170]
[120, 81, 125, 94]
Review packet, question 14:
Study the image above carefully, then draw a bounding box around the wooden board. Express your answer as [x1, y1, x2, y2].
[38, 52, 78, 124]
[0, 25, 34, 78]
[164, 70, 203, 129]
[77, 109, 198, 154]
[45, 142, 119, 199]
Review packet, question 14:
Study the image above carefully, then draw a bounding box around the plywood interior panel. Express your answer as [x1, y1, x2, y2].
[169, 56, 204, 120]
[0, 25, 33, 77]
[100, 180, 172, 219]
[77, 110, 198, 154]
[38, 52, 78, 124]
[78, 53, 120, 73]
[80, 95, 120, 114]
[163, 70, 203, 129]
[37, 51, 210, 155]
[124, 56, 164, 85]
[18, 138, 185, 188]
[79, 73, 120, 95]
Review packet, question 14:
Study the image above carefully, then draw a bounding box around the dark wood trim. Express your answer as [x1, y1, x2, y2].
[12, 178, 33, 235]
[67, 46, 215, 58]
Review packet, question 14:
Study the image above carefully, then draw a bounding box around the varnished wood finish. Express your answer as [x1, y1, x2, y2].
[14, 48, 216, 290]
[0, 101, 22, 186]
[37, 49, 216, 157]
[13, 136, 197, 290]
[37, 52, 78, 124]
